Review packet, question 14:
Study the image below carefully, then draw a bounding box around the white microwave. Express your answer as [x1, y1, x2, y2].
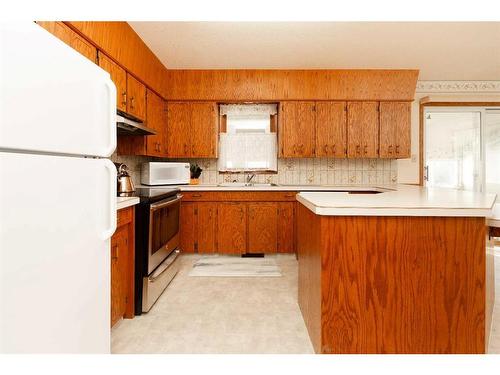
[141, 162, 190, 185]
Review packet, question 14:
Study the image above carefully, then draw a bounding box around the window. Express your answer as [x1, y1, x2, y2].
[423, 107, 500, 192]
[218, 104, 278, 172]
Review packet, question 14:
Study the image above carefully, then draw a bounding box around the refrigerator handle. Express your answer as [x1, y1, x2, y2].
[103, 78, 117, 157]
[101, 159, 117, 240]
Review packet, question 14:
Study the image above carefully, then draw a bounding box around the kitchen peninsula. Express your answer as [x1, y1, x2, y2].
[296, 185, 497, 354]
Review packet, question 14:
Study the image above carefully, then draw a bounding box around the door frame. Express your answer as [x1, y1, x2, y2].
[418, 101, 500, 186]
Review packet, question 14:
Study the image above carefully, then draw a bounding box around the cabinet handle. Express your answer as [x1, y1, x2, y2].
[396, 145, 400, 154]
[323, 144, 328, 154]
[388, 145, 393, 154]
[356, 145, 361, 154]
[192, 194, 202, 198]
[184, 144, 189, 155]
[121, 92, 127, 107]
[130, 96, 135, 109]
[364, 145, 368, 155]
[192, 144, 195, 155]
[332, 144, 336, 155]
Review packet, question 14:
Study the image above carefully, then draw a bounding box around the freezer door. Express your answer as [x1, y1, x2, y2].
[0, 23, 116, 157]
[0, 152, 116, 353]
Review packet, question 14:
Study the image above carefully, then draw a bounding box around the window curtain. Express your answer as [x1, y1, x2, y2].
[218, 133, 277, 171]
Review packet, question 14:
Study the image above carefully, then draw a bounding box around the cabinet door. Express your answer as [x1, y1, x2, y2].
[281, 102, 316, 157]
[69, 31, 97, 63]
[111, 225, 128, 327]
[167, 102, 191, 157]
[180, 202, 196, 253]
[191, 102, 218, 158]
[316, 101, 347, 157]
[217, 203, 247, 254]
[37, 22, 97, 63]
[393, 102, 411, 158]
[127, 74, 146, 120]
[347, 102, 379, 158]
[146, 89, 166, 157]
[98, 52, 127, 112]
[277, 202, 295, 253]
[248, 203, 278, 253]
[197, 203, 217, 254]
[379, 102, 411, 158]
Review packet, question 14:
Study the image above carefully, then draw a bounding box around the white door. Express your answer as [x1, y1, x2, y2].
[0, 23, 116, 157]
[424, 109, 482, 191]
[0, 152, 116, 353]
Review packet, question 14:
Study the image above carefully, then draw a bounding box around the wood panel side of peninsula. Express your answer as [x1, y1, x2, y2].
[297, 203, 489, 354]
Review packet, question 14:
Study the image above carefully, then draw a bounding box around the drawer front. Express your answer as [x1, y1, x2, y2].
[117, 206, 133, 227]
[181, 191, 297, 202]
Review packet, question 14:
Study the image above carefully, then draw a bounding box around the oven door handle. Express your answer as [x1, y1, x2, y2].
[149, 194, 183, 211]
[149, 249, 181, 282]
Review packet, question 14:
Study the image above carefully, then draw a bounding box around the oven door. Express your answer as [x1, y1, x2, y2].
[148, 193, 182, 274]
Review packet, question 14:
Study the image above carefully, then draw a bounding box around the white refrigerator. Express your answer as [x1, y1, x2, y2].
[0, 23, 117, 353]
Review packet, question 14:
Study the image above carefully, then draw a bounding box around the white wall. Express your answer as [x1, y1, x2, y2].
[397, 81, 500, 184]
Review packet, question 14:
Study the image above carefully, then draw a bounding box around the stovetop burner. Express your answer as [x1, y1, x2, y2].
[133, 187, 180, 203]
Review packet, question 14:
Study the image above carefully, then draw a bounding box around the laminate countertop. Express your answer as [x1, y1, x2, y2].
[116, 196, 139, 210]
[296, 184, 497, 217]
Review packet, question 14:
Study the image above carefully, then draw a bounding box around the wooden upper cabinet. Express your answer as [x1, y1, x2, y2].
[98, 52, 127, 112]
[145, 89, 167, 157]
[379, 102, 411, 159]
[347, 102, 379, 158]
[315, 101, 347, 158]
[127, 74, 146, 121]
[37, 21, 97, 63]
[280, 102, 316, 157]
[197, 203, 217, 254]
[167, 102, 191, 157]
[248, 204, 278, 253]
[191, 102, 218, 158]
[217, 203, 247, 255]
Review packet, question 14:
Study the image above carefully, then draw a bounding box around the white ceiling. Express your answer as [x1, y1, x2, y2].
[129, 22, 500, 80]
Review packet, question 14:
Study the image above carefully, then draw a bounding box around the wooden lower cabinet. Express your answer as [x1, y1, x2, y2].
[179, 192, 297, 255]
[277, 202, 296, 253]
[180, 202, 196, 253]
[197, 203, 217, 253]
[111, 206, 135, 327]
[248, 203, 278, 253]
[217, 203, 247, 254]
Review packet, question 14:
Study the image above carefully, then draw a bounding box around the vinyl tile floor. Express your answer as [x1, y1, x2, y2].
[112, 251, 500, 354]
[111, 253, 315, 354]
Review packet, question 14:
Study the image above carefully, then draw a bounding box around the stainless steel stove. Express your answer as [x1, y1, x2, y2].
[134, 187, 182, 314]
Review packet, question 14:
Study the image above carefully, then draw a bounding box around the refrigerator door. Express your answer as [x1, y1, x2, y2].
[0, 22, 116, 157]
[0, 152, 116, 353]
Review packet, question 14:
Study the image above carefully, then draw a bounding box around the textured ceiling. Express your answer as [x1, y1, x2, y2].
[129, 22, 500, 80]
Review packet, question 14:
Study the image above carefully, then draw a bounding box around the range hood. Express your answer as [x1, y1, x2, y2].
[116, 111, 157, 136]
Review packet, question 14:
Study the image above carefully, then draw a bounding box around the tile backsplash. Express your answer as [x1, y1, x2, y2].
[111, 152, 398, 186]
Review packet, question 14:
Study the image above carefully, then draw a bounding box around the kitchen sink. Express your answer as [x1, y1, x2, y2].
[217, 182, 280, 187]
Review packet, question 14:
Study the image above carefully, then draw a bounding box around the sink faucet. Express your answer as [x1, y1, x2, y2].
[246, 173, 256, 184]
